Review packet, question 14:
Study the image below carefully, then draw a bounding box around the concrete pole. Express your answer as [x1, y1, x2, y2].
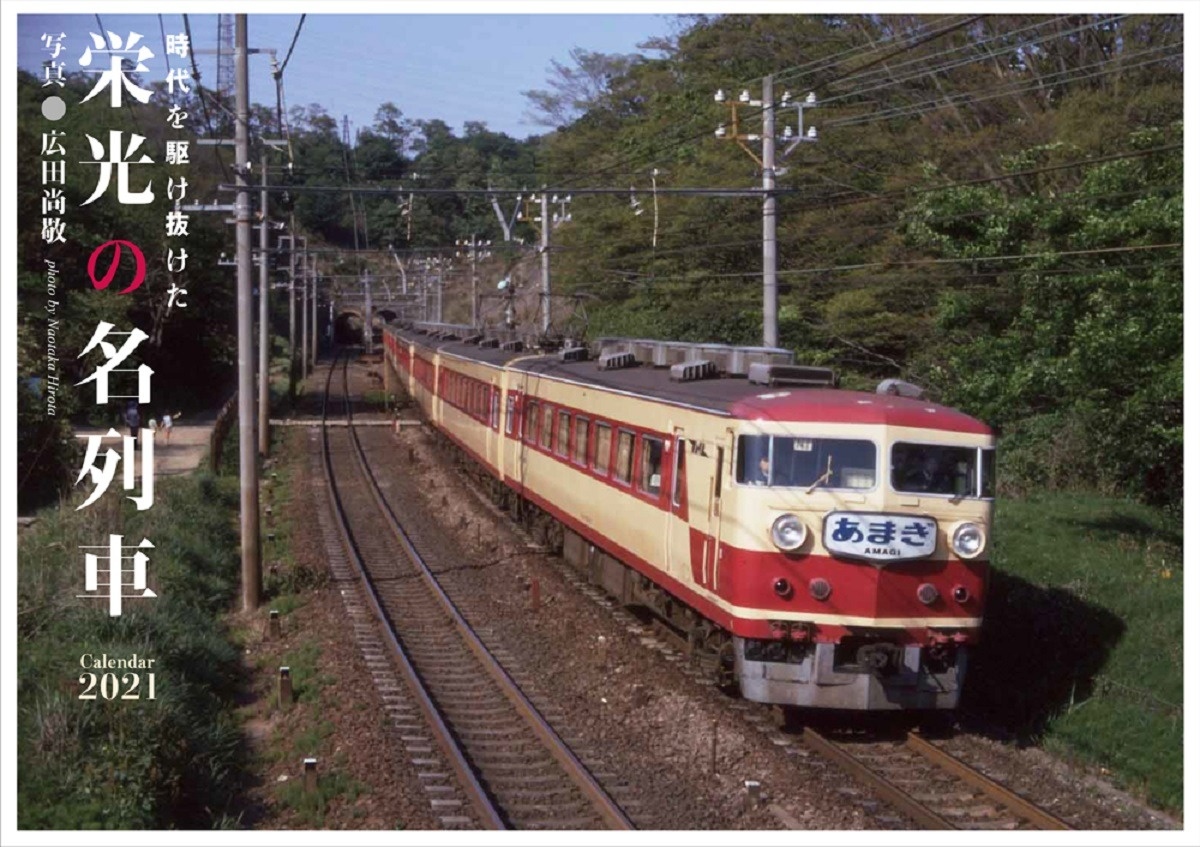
[300, 252, 308, 383]
[363, 271, 373, 352]
[470, 235, 479, 329]
[422, 263, 429, 323]
[540, 193, 551, 334]
[234, 15, 261, 611]
[288, 216, 296, 394]
[311, 259, 319, 366]
[258, 152, 270, 456]
[762, 74, 778, 349]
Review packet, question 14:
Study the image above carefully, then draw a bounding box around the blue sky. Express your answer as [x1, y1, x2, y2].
[17, 12, 679, 140]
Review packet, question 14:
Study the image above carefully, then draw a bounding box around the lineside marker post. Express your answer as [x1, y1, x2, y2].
[278, 666, 293, 708]
[744, 779, 762, 811]
[269, 609, 281, 639]
[304, 758, 318, 793]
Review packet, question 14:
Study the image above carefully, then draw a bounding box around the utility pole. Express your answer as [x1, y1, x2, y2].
[714, 79, 818, 349]
[258, 151, 270, 456]
[300, 251, 308, 382]
[540, 192, 551, 335]
[435, 261, 444, 324]
[470, 237, 479, 328]
[421, 261, 430, 323]
[458, 235, 490, 329]
[363, 271, 373, 353]
[287, 217, 296, 394]
[311, 258, 319, 366]
[234, 14, 261, 611]
[762, 75, 777, 349]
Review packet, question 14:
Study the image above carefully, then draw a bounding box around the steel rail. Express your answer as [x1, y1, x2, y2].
[905, 732, 1071, 830]
[801, 727, 954, 829]
[338, 355, 635, 831]
[319, 351, 507, 830]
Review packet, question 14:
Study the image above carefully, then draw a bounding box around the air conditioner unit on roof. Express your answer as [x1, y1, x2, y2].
[748, 363, 837, 388]
[670, 360, 718, 382]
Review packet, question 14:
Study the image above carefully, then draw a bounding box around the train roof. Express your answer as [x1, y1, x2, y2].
[388, 326, 991, 435]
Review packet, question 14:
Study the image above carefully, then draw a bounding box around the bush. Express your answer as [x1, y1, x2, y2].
[18, 474, 248, 829]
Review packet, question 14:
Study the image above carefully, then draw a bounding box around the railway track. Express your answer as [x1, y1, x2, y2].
[342, 349, 1076, 831]
[799, 728, 1070, 830]
[440, 468, 1071, 830]
[317, 350, 634, 830]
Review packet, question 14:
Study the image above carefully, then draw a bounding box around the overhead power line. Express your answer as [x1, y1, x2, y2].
[809, 14, 1102, 101]
[550, 178, 1181, 267]
[279, 14, 306, 76]
[597, 242, 1181, 285]
[827, 43, 1181, 128]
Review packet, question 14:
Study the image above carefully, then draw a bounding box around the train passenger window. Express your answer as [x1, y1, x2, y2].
[556, 412, 571, 457]
[505, 396, 515, 435]
[540, 405, 554, 450]
[639, 436, 664, 496]
[490, 390, 500, 429]
[981, 449, 996, 499]
[593, 423, 612, 475]
[573, 417, 589, 465]
[524, 401, 539, 444]
[614, 430, 635, 485]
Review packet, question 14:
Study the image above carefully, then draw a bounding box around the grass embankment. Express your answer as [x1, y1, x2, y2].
[237, 423, 374, 827]
[17, 474, 246, 829]
[966, 492, 1183, 812]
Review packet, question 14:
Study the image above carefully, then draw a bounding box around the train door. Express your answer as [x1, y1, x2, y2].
[708, 429, 735, 595]
[666, 427, 690, 582]
[497, 375, 514, 484]
[683, 433, 723, 594]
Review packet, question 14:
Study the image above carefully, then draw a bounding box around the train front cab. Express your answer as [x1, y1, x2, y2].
[719, 411, 995, 711]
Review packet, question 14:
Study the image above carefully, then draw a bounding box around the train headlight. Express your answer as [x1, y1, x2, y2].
[951, 522, 986, 559]
[770, 514, 808, 552]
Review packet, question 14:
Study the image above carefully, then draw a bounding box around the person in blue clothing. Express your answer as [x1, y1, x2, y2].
[124, 400, 140, 444]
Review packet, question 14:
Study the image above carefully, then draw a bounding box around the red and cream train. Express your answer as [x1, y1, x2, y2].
[383, 324, 995, 711]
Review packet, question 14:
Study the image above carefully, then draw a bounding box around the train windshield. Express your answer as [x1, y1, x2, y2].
[736, 435, 877, 490]
[892, 442, 995, 499]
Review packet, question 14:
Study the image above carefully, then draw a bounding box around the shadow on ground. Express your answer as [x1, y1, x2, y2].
[962, 569, 1126, 742]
